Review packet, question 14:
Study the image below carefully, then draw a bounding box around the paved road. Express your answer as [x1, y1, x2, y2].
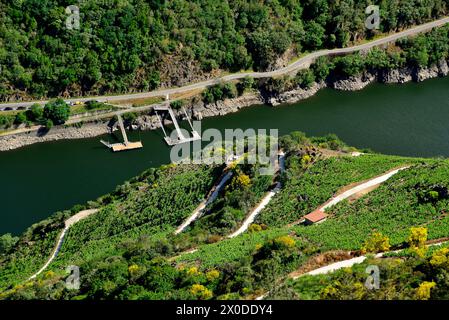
[2, 16, 449, 111]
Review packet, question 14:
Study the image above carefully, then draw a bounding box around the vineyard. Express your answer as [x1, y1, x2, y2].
[3, 133, 449, 300]
[53, 164, 220, 267]
[257, 154, 419, 227]
[276, 240, 449, 300]
[295, 160, 449, 251]
[0, 164, 220, 291]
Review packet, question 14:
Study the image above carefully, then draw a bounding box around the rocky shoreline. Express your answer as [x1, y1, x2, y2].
[1, 60, 448, 152]
[0, 123, 110, 151]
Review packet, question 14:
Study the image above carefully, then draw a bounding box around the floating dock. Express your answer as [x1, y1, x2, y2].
[154, 99, 201, 146]
[100, 114, 143, 152]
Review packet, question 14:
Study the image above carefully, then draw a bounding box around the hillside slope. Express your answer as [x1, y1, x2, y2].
[2, 132, 449, 300]
[2, 0, 449, 101]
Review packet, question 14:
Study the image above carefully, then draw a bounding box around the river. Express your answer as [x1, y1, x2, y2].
[1, 77, 449, 235]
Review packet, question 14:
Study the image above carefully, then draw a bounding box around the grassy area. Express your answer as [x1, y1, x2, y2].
[69, 103, 115, 116]
[113, 96, 164, 107]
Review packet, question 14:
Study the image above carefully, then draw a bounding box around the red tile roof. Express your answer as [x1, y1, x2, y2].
[304, 209, 328, 223]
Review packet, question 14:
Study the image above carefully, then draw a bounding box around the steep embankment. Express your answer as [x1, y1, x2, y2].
[2, 0, 449, 103]
[0, 164, 220, 291]
[3, 133, 449, 300]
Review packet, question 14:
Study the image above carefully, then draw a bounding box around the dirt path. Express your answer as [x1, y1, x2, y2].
[28, 209, 99, 280]
[228, 152, 285, 238]
[289, 166, 409, 226]
[175, 171, 233, 234]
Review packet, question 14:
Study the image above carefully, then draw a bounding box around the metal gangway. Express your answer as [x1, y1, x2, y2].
[100, 114, 143, 152]
[154, 95, 201, 146]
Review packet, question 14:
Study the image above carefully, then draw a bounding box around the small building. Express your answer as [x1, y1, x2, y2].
[303, 209, 328, 225]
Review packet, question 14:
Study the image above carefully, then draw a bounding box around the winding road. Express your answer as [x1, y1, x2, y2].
[2, 16, 449, 110]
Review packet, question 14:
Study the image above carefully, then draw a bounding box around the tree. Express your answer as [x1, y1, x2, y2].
[222, 83, 237, 99]
[303, 21, 325, 49]
[25, 104, 44, 122]
[311, 56, 332, 82]
[408, 227, 428, 257]
[0, 233, 18, 254]
[85, 100, 104, 110]
[14, 112, 26, 125]
[170, 100, 183, 110]
[361, 232, 391, 254]
[43, 99, 70, 125]
[295, 69, 315, 89]
[334, 54, 365, 77]
[241, 77, 255, 90]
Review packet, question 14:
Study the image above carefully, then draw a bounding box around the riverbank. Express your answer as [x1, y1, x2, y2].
[1, 59, 448, 152]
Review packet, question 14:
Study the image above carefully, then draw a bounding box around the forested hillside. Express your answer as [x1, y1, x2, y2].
[1, 0, 449, 101]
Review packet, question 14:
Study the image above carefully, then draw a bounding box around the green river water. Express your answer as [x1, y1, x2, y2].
[1, 77, 449, 235]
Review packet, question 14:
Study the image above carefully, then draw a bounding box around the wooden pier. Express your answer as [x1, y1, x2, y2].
[100, 114, 143, 152]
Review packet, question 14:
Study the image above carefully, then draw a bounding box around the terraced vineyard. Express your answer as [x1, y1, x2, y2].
[0, 164, 220, 291]
[257, 154, 420, 227]
[3, 133, 449, 300]
[295, 160, 449, 250]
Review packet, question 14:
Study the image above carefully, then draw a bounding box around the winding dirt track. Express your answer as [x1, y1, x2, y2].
[28, 209, 98, 280]
[256, 166, 410, 299]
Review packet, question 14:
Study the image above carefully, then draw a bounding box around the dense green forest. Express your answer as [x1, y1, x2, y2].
[1, 0, 449, 101]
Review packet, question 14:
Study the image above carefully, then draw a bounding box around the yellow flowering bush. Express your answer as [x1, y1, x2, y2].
[248, 224, 262, 233]
[187, 266, 201, 277]
[361, 232, 391, 254]
[206, 269, 220, 282]
[408, 227, 428, 257]
[128, 264, 140, 278]
[430, 247, 449, 267]
[274, 235, 296, 249]
[415, 281, 436, 300]
[190, 284, 213, 300]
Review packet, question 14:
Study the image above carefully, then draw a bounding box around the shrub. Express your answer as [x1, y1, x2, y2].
[43, 98, 70, 125]
[14, 112, 26, 125]
[190, 284, 213, 300]
[206, 270, 220, 282]
[430, 248, 449, 268]
[274, 235, 296, 249]
[295, 69, 315, 89]
[248, 224, 263, 233]
[415, 281, 436, 300]
[45, 119, 54, 129]
[408, 227, 428, 257]
[25, 104, 44, 122]
[170, 100, 183, 110]
[361, 232, 391, 254]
